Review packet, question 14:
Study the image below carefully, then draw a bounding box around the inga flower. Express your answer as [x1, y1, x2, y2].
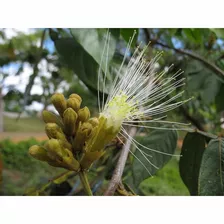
[86, 31, 192, 175]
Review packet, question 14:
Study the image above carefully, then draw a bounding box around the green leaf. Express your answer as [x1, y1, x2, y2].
[187, 66, 221, 105]
[200, 72, 221, 104]
[54, 37, 99, 92]
[179, 132, 206, 195]
[210, 29, 224, 39]
[192, 29, 203, 44]
[183, 29, 196, 42]
[215, 84, 224, 112]
[120, 28, 138, 47]
[70, 28, 118, 73]
[183, 29, 203, 44]
[54, 29, 120, 94]
[132, 129, 177, 187]
[199, 138, 224, 195]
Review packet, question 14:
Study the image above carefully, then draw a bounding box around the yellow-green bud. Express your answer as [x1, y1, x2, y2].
[55, 132, 67, 142]
[73, 122, 93, 151]
[44, 124, 72, 150]
[77, 107, 90, 123]
[58, 139, 72, 151]
[45, 123, 62, 139]
[47, 147, 80, 171]
[88, 117, 99, 127]
[62, 148, 80, 171]
[85, 116, 119, 152]
[69, 93, 82, 103]
[63, 108, 78, 135]
[45, 139, 66, 159]
[42, 110, 63, 127]
[51, 93, 67, 117]
[29, 145, 49, 162]
[67, 98, 81, 112]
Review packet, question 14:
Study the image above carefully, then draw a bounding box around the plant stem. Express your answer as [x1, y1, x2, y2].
[79, 171, 93, 196]
[104, 127, 137, 196]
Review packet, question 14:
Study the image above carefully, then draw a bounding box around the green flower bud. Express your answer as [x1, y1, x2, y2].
[45, 123, 63, 139]
[85, 116, 119, 152]
[69, 93, 82, 103]
[77, 107, 90, 123]
[73, 122, 93, 151]
[88, 117, 99, 127]
[58, 139, 72, 152]
[44, 123, 72, 150]
[63, 108, 78, 136]
[62, 148, 80, 171]
[29, 145, 49, 162]
[42, 110, 63, 127]
[44, 139, 79, 171]
[51, 93, 67, 117]
[45, 139, 66, 159]
[67, 98, 81, 112]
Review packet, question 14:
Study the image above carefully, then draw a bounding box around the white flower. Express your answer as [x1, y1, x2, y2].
[95, 31, 191, 175]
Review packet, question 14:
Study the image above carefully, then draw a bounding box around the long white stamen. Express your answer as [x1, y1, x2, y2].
[121, 127, 179, 157]
[123, 123, 192, 132]
[98, 30, 110, 113]
[117, 134, 153, 176]
[102, 32, 111, 111]
[120, 130, 158, 171]
[121, 129, 159, 170]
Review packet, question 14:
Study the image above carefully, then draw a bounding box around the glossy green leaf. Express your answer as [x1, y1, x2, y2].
[132, 129, 177, 187]
[199, 138, 224, 195]
[215, 84, 224, 112]
[54, 37, 99, 92]
[70, 29, 118, 73]
[179, 132, 206, 195]
[54, 29, 120, 94]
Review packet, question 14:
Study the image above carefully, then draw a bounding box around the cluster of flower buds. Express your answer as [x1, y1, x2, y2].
[29, 93, 104, 171]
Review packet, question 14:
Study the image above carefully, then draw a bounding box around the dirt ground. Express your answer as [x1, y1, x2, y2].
[0, 132, 48, 142]
[0, 132, 184, 148]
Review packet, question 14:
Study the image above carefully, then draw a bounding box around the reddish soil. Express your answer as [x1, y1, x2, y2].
[0, 132, 184, 147]
[0, 132, 48, 142]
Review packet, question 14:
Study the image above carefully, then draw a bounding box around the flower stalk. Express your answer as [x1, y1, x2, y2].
[79, 171, 93, 196]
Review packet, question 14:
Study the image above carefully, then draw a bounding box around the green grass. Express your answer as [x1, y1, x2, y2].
[139, 157, 189, 196]
[0, 138, 64, 195]
[3, 116, 45, 132]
